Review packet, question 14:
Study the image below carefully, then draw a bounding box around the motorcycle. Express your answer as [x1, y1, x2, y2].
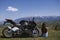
[2, 19, 39, 38]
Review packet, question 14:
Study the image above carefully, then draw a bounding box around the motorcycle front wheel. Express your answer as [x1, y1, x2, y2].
[2, 27, 13, 38]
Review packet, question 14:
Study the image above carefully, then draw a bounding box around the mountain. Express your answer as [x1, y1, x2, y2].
[15, 16, 60, 23]
[0, 16, 60, 25]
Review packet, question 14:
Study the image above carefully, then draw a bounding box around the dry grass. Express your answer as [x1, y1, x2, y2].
[0, 28, 60, 40]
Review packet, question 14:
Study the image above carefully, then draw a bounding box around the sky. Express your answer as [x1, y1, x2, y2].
[0, 0, 60, 21]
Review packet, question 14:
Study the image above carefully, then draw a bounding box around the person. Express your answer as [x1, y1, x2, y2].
[41, 22, 48, 37]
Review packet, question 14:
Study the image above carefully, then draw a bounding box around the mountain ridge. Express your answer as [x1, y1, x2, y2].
[0, 16, 60, 25]
[14, 16, 60, 23]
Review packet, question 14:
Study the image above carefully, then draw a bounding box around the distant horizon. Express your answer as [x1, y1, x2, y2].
[0, 15, 60, 21]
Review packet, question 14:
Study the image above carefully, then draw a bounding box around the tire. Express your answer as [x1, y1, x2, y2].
[2, 27, 13, 38]
[32, 29, 39, 38]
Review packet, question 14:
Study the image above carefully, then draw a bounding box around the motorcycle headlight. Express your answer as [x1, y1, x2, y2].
[25, 28, 28, 30]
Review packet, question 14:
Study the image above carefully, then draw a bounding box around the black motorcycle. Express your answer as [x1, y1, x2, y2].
[2, 19, 39, 38]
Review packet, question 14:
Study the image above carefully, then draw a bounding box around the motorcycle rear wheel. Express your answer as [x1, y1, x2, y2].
[2, 27, 13, 38]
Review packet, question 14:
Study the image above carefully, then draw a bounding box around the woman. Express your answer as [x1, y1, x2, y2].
[41, 22, 48, 37]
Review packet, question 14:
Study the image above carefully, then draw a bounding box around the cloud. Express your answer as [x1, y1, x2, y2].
[6, 6, 18, 12]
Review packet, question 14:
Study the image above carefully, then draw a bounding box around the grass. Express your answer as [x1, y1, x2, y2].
[0, 28, 60, 40]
